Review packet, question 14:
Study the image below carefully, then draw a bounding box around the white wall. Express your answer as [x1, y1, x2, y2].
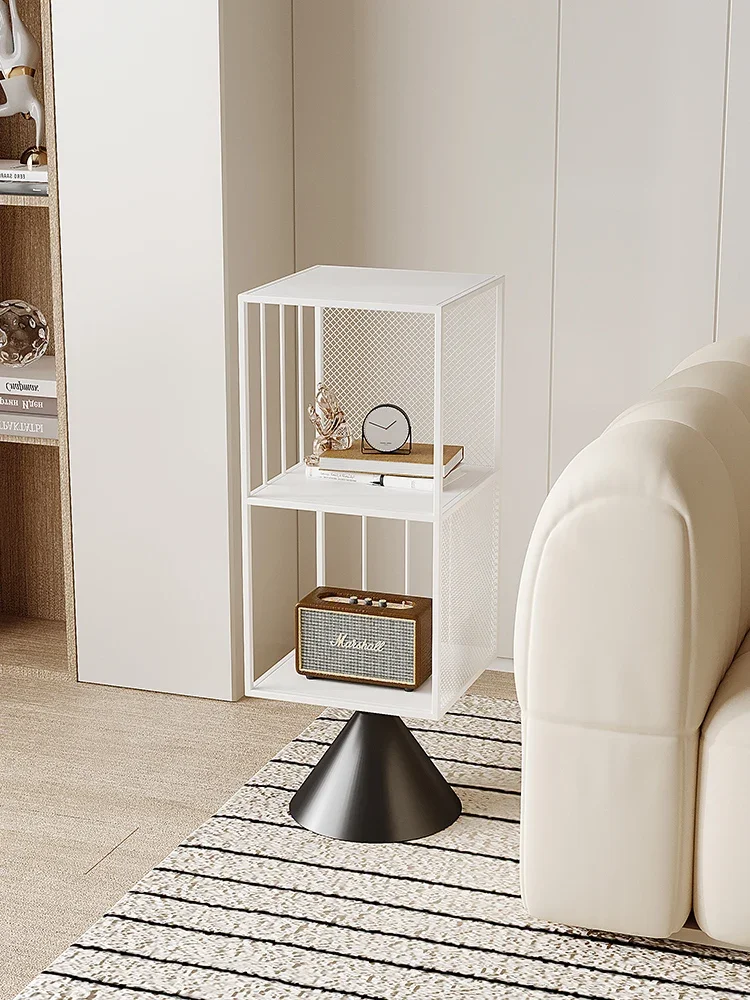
[549, 0, 728, 481]
[293, 0, 558, 655]
[55, 1, 742, 691]
[292, 0, 737, 655]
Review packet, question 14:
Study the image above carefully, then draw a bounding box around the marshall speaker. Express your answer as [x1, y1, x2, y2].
[296, 587, 432, 691]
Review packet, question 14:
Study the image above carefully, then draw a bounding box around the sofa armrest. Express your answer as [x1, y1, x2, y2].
[514, 418, 739, 936]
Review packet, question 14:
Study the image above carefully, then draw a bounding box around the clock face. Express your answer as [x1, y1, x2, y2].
[362, 404, 411, 453]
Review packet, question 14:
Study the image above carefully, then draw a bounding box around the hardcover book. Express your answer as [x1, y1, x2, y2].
[0, 393, 57, 415]
[318, 441, 464, 478]
[0, 181, 48, 196]
[0, 159, 49, 183]
[306, 465, 468, 491]
[0, 356, 56, 398]
[0, 413, 57, 439]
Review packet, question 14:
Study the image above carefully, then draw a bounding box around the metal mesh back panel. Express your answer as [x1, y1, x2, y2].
[322, 309, 435, 444]
[299, 608, 416, 685]
[439, 479, 500, 711]
[442, 287, 498, 468]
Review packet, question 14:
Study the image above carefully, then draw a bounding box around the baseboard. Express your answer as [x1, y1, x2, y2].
[487, 657, 514, 673]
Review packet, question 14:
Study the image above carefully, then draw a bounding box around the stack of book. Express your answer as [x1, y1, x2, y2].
[306, 442, 465, 492]
[0, 159, 49, 197]
[0, 356, 58, 439]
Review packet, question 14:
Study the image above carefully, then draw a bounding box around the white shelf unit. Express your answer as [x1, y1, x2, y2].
[238, 266, 504, 721]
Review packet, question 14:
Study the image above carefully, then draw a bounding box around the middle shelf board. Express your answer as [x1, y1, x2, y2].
[248, 650, 437, 720]
[0, 433, 58, 447]
[246, 463, 495, 521]
[0, 193, 49, 208]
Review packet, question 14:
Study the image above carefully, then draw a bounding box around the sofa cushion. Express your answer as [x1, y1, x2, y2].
[694, 635, 750, 946]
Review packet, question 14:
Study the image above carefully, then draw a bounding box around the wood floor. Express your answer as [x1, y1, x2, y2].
[1, 668, 516, 999]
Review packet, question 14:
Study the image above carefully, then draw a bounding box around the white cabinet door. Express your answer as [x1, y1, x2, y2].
[52, 0, 294, 698]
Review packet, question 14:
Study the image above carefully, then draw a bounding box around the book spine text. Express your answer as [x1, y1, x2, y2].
[0, 374, 56, 398]
[0, 415, 58, 439]
[0, 393, 57, 415]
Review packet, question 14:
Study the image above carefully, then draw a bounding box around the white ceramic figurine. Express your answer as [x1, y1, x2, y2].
[0, 0, 45, 159]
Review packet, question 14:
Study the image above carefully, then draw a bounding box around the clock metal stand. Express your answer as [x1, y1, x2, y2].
[289, 710, 462, 843]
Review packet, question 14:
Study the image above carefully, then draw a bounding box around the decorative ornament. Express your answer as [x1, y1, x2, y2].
[305, 383, 353, 465]
[0, 299, 49, 366]
[0, 0, 46, 160]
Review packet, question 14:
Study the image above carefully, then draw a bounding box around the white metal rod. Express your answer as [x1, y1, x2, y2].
[297, 306, 305, 463]
[430, 307, 444, 716]
[259, 304, 269, 485]
[361, 516, 368, 589]
[279, 305, 287, 474]
[316, 510, 326, 585]
[314, 306, 323, 386]
[404, 520, 411, 593]
[238, 299, 255, 692]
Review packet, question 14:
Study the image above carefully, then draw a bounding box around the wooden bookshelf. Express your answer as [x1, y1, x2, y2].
[0, 0, 75, 678]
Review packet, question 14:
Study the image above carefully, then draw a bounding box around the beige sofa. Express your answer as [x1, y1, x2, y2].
[515, 337, 750, 946]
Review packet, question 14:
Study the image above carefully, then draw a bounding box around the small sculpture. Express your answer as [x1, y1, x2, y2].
[0, 299, 48, 366]
[306, 384, 352, 464]
[0, 0, 45, 164]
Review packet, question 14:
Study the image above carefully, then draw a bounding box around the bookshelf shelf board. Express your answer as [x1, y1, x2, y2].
[0, 433, 58, 447]
[0, 193, 49, 208]
[248, 649, 436, 720]
[246, 462, 495, 521]
[0, 614, 67, 678]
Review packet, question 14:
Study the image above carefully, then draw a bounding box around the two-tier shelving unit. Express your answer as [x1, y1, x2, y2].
[238, 266, 503, 721]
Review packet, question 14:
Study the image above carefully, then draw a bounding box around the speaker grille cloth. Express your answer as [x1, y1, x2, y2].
[298, 608, 415, 684]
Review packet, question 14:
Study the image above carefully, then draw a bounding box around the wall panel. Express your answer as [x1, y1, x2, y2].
[549, 0, 728, 482]
[293, 0, 558, 656]
[716, 1, 748, 342]
[53, 0, 294, 698]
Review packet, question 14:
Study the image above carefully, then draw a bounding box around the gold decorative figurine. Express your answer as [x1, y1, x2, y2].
[306, 383, 352, 465]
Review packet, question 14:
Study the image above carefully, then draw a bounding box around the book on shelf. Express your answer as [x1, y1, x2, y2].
[0, 413, 57, 439]
[0, 393, 57, 416]
[0, 159, 49, 183]
[0, 356, 56, 398]
[0, 160, 49, 196]
[0, 180, 48, 197]
[318, 442, 464, 478]
[306, 465, 468, 491]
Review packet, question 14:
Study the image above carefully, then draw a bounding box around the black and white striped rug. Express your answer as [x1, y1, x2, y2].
[16, 694, 750, 999]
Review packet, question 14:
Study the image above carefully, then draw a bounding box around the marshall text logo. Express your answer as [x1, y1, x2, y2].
[330, 632, 386, 653]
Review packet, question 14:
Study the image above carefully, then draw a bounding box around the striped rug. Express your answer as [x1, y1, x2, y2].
[16, 694, 750, 1000]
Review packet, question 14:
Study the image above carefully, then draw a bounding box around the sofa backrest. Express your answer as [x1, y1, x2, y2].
[516, 337, 750, 738]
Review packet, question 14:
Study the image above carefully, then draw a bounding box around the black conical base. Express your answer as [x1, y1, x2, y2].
[289, 711, 462, 843]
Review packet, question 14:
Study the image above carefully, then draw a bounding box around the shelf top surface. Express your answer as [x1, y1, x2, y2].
[241, 265, 501, 310]
[246, 463, 495, 522]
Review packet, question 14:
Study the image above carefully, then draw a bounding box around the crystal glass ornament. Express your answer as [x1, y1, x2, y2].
[0, 299, 49, 366]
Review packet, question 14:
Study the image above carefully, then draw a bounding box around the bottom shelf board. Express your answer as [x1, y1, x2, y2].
[0, 614, 68, 678]
[247, 650, 436, 720]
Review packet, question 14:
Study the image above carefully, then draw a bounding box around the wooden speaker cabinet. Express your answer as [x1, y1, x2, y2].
[296, 587, 432, 691]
